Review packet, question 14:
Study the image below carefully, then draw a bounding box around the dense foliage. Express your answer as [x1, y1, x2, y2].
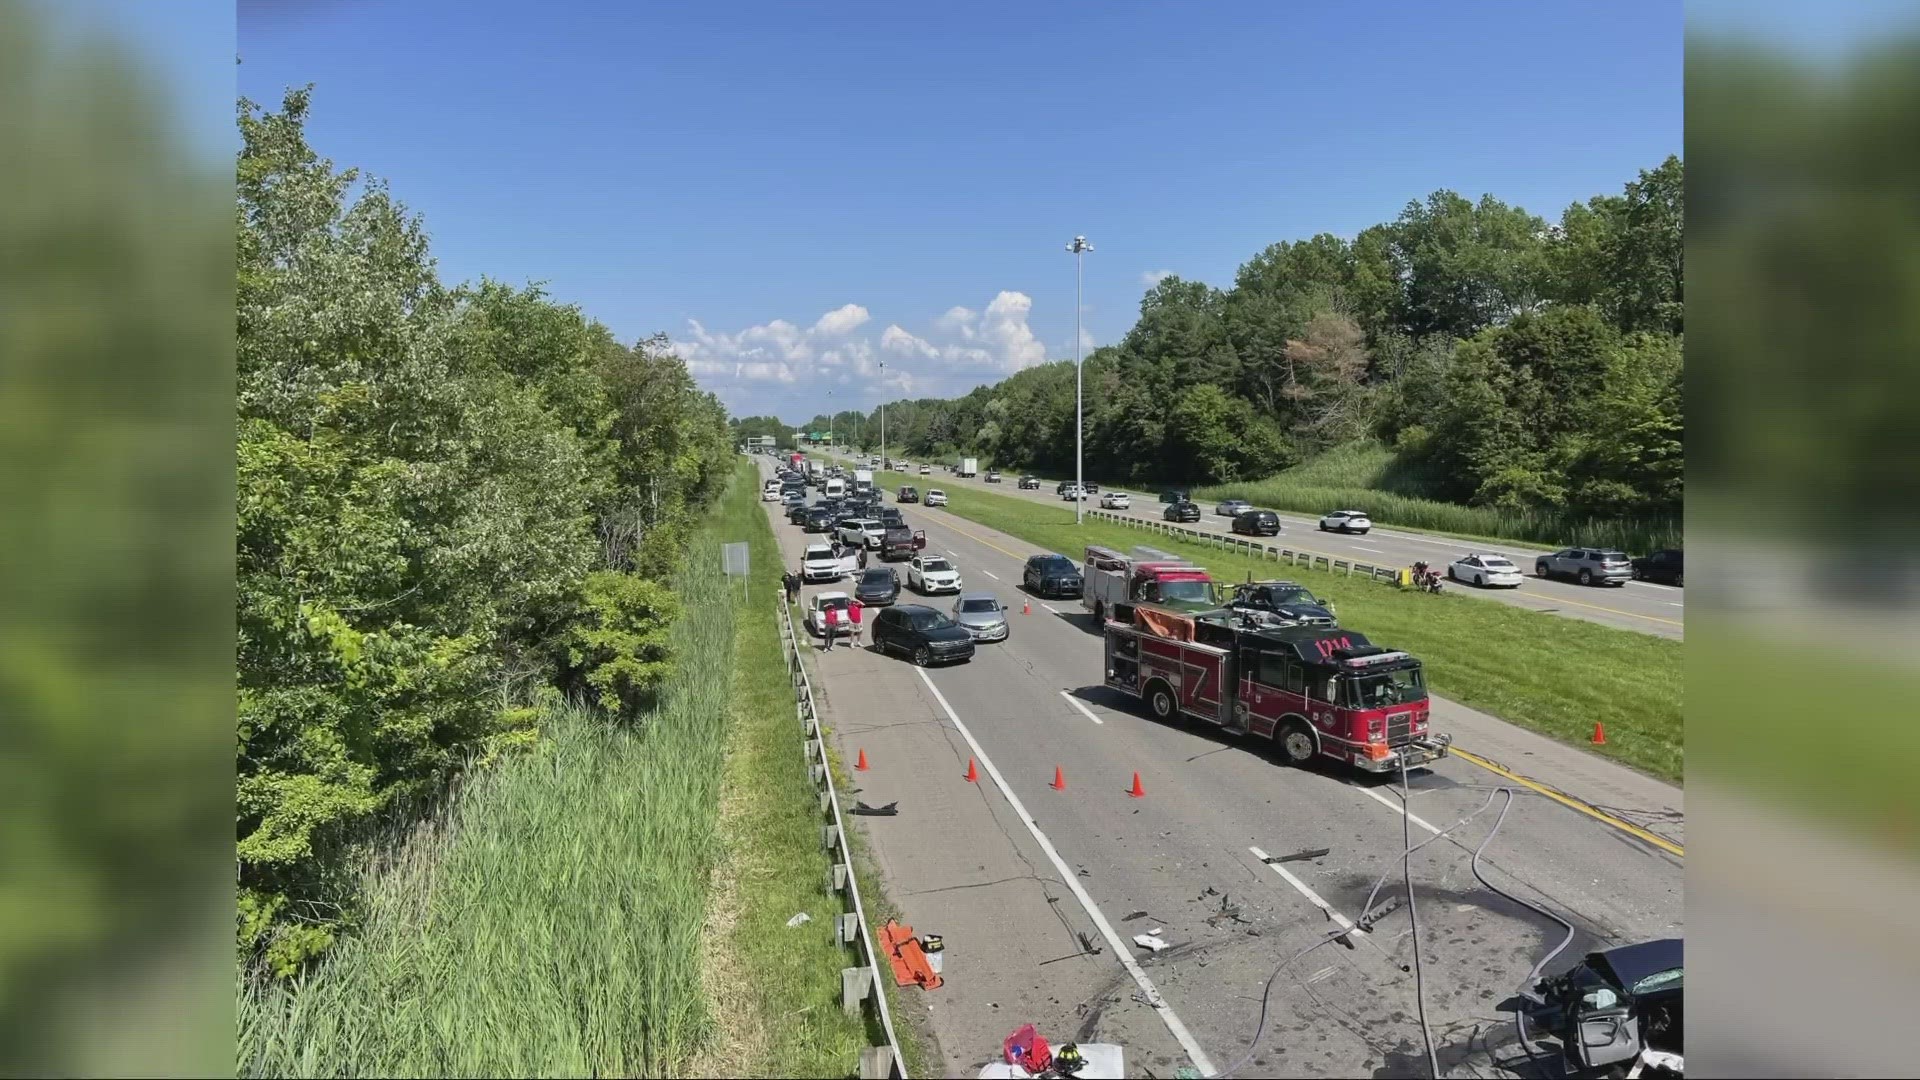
[236, 90, 730, 972]
[815, 158, 1682, 520]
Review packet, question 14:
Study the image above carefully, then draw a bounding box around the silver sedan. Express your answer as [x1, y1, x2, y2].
[950, 592, 1010, 642]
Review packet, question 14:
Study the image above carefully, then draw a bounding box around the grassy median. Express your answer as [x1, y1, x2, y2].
[878, 468, 1683, 784]
[696, 457, 899, 1076]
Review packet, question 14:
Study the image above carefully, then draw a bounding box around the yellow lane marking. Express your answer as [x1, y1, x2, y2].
[1449, 747, 1684, 859]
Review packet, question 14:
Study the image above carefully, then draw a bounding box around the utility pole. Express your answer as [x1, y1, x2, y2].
[1066, 235, 1093, 525]
[879, 358, 887, 471]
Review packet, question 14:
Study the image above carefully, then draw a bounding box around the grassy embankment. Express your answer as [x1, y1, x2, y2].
[1190, 440, 1681, 554]
[877, 467, 1683, 784]
[238, 459, 873, 1077]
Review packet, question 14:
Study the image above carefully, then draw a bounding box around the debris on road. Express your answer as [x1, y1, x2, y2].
[1204, 894, 1248, 927]
[1131, 929, 1170, 952]
[851, 800, 899, 816]
[1357, 896, 1401, 931]
[786, 912, 811, 928]
[1121, 910, 1152, 922]
[1263, 846, 1332, 864]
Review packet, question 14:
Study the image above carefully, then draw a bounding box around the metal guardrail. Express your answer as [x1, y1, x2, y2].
[776, 598, 907, 1080]
[1085, 509, 1404, 585]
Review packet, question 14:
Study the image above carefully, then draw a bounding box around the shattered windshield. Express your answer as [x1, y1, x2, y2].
[1344, 667, 1426, 708]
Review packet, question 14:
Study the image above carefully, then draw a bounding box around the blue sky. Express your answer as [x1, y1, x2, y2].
[228, 0, 1687, 421]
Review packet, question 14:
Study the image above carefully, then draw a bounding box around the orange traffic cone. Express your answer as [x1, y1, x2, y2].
[964, 758, 980, 783]
[1050, 765, 1067, 791]
[1591, 723, 1607, 745]
[1127, 771, 1146, 798]
[1022, 599, 1031, 615]
[856, 748, 870, 771]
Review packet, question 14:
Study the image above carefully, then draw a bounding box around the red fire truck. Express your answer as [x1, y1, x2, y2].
[1082, 544, 1217, 623]
[1102, 604, 1451, 772]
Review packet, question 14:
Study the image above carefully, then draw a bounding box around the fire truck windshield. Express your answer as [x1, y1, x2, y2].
[1344, 666, 1425, 708]
[1157, 579, 1213, 604]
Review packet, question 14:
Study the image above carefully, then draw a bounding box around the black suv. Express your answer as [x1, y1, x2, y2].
[1159, 489, 1189, 505]
[1164, 500, 1201, 523]
[1018, 475, 1041, 489]
[1023, 554, 1082, 598]
[786, 502, 813, 525]
[897, 486, 919, 503]
[854, 566, 901, 605]
[803, 507, 835, 532]
[1632, 549, 1683, 587]
[1232, 509, 1280, 536]
[871, 604, 975, 665]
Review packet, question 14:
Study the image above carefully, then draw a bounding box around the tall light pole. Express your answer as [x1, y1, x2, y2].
[1066, 235, 1093, 524]
[879, 358, 887, 471]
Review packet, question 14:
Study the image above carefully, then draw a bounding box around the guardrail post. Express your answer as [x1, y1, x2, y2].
[859, 1045, 897, 1079]
[842, 966, 874, 1015]
[839, 911, 861, 943]
[822, 823, 841, 853]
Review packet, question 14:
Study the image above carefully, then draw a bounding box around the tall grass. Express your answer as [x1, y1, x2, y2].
[238, 548, 738, 1076]
[1192, 442, 1681, 553]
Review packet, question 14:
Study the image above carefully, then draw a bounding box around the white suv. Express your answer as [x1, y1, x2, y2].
[1318, 510, 1372, 535]
[1099, 491, 1131, 509]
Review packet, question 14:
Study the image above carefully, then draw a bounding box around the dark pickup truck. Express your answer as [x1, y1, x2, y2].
[881, 525, 927, 561]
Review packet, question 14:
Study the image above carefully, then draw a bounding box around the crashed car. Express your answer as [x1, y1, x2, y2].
[1524, 937, 1682, 1077]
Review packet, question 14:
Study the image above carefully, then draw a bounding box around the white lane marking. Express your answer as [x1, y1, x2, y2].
[1248, 846, 1366, 938]
[916, 668, 1216, 1076]
[1352, 544, 1385, 553]
[1354, 784, 1441, 835]
[981, 569, 1000, 581]
[1042, 603, 1062, 615]
[1667, 601, 1683, 608]
[1059, 690, 1104, 725]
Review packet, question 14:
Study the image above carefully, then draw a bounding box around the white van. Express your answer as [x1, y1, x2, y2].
[762, 479, 782, 501]
[824, 476, 846, 499]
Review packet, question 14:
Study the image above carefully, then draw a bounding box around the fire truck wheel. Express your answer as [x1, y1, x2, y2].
[1147, 683, 1177, 722]
[1277, 721, 1315, 766]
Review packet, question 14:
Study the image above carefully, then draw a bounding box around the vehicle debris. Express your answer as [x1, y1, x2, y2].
[786, 912, 811, 928]
[1263, 847, 1331, 864]
[851, 800, 899, 816]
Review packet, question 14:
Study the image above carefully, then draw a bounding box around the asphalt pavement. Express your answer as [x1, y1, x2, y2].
[757, 458, 1683, 1079]
[817, 453, 1683, 640]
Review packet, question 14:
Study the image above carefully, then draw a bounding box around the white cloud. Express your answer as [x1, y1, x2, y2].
[811, 303, 870, 337]
[676, 292, 1057, 417]
[1141, 269, 1175, 286]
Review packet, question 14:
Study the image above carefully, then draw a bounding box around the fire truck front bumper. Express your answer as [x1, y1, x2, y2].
[1353, 733, 1453, 773]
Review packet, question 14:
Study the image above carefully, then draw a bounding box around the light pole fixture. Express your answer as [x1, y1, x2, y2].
[879, 358, 887, 471]
[1066, 235, 1093, 524]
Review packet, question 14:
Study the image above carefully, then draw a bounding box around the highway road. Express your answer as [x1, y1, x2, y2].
[757, 458, 1683, 1079]
[818, 452, 1683, 640]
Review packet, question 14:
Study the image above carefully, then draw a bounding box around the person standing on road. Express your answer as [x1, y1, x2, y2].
[857, 545, 868, 570]
[822, 602, 841, 651]
[783, 568, 801, 604]
[848, 599, 865, 649]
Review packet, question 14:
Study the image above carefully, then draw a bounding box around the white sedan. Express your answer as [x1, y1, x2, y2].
[925, 489, 949, 506]
[906, 554, 963, 594]
[1318, 509, 1372, 534]
[803, 591, 853, 635]
[1448, 553, 1524, 588]
[1099, 491, 1131, 509]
